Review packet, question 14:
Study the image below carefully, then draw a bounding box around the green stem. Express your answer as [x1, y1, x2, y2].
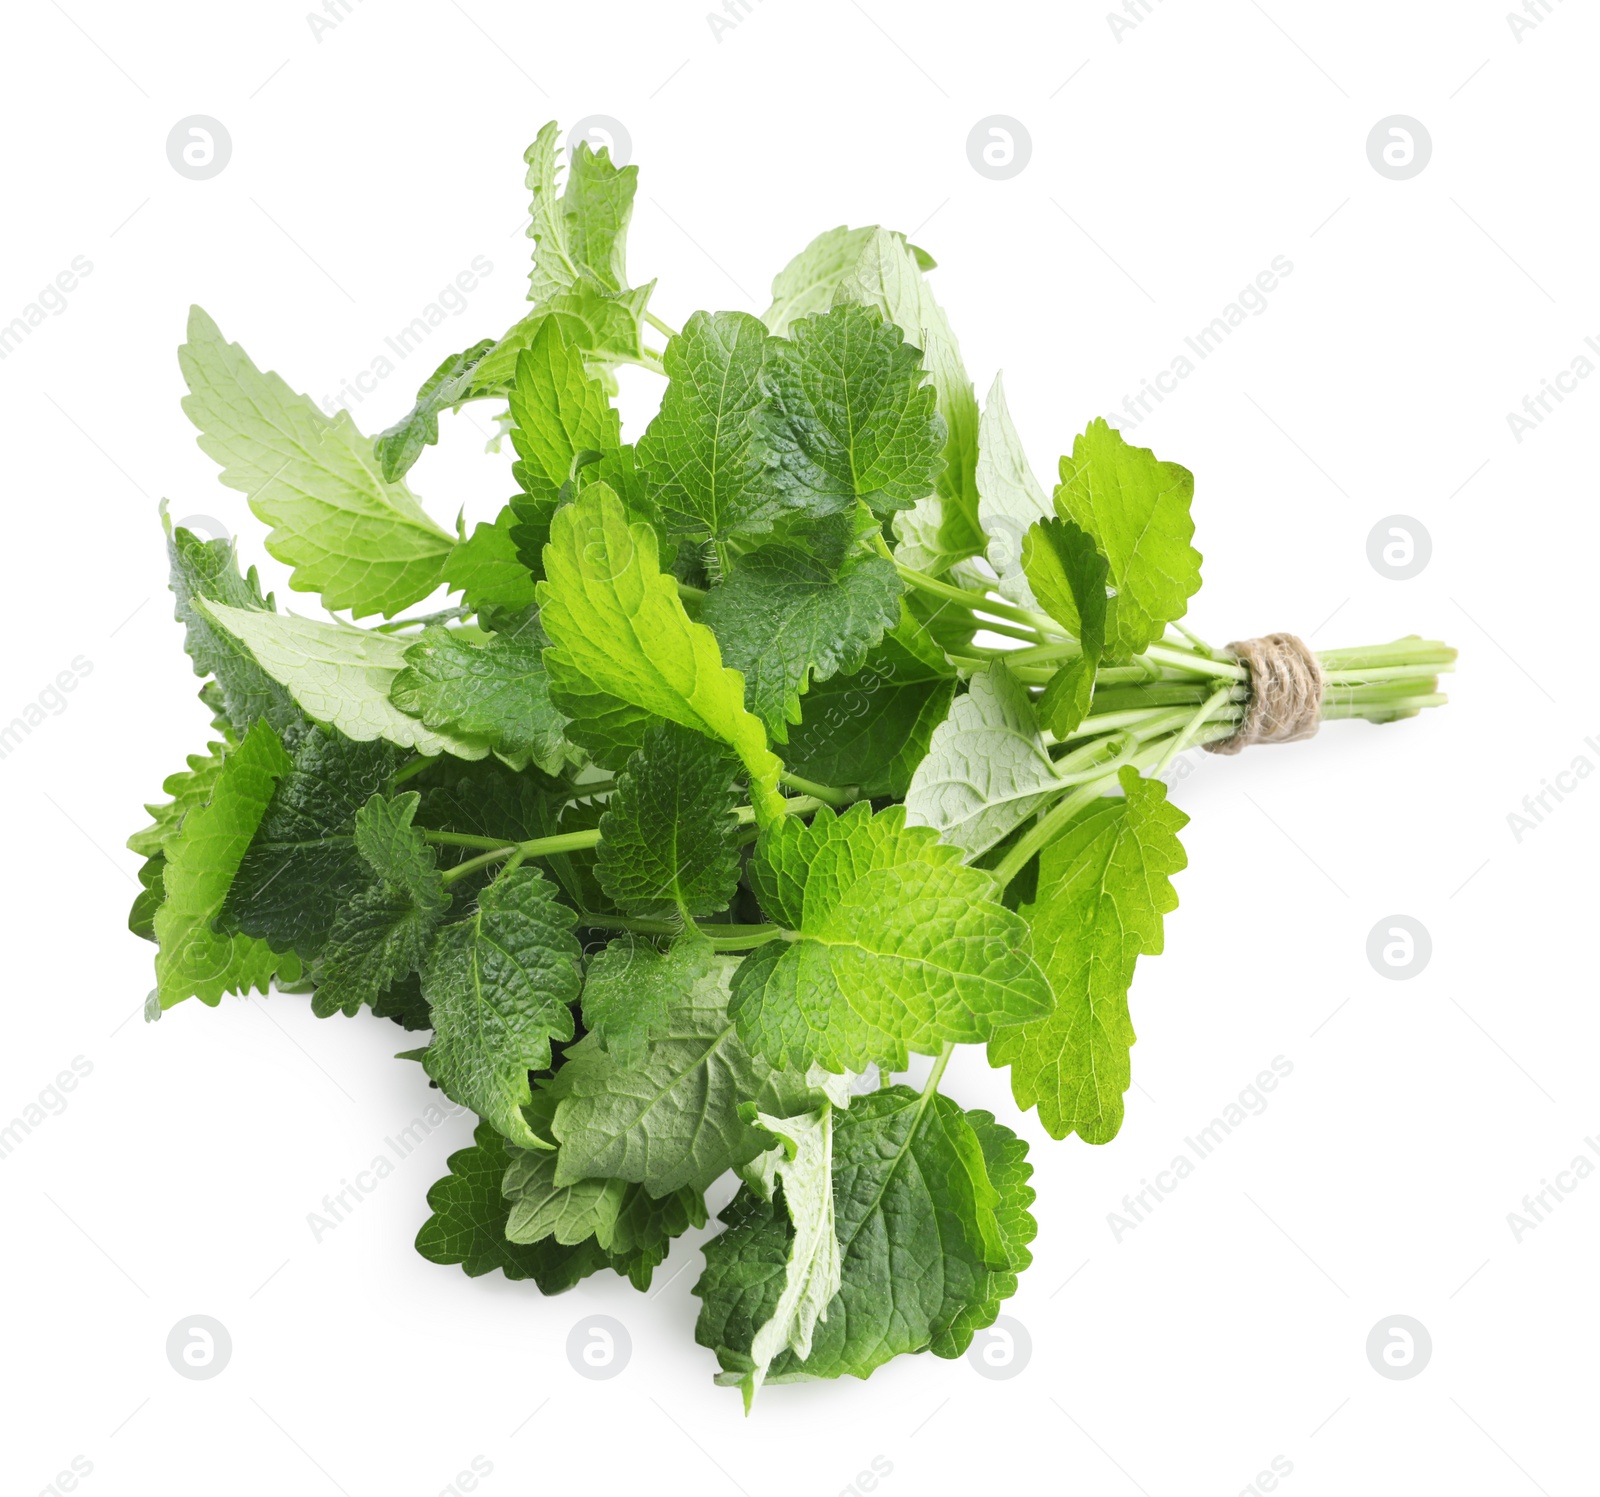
[921, 1042, 955, 1100]
[894, 563, 1063, 636]
[778, 772, 859, 807]
[440, 846, 519, 885]
[1154, 684, 1236, 775]
[645, 310, 681, 342]
[579, 914, 785, 951]
[372, 606, 473, 634]
[392, 755, 440, 788]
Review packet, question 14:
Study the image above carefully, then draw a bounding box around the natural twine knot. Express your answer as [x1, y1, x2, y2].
[1204, 632, 1324, 756]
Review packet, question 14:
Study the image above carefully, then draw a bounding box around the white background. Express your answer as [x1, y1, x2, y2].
[1, 2, 1595, 1494]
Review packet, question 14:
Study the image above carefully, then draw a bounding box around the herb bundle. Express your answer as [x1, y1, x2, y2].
[128, 123, 1453, 1404]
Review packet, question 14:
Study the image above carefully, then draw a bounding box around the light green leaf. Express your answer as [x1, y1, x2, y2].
[503, 1146, 626, 1246]
[551, 951, 785, 1194]
[524, 121, 579, 304]
[390, 625, 574, 775]
[178, 307, 454, 618]
[191, 598, 492, 760]
[472, 285, 657, 392]
[904, 664, 1064, 860]
[595, 724, 742, 919]
[731, 1107, 840, 1410]
[733, 803, 1053, 1072]
[696, 1087, 1009, 1385]
[988, 768, 1188, 1143]
[762, 225, 881, 336]
[563, 141, 637, 293]
[153, 719, 301, 1009]
[836, 229, 982, 567]
[755, 301, 946, 519]
[422, 866, 582, 1150]
[976, 372, 1052, 606]
[637, 310, 776, 539]
[536, 484, 785, 823]
[701, 535, 902, 741]
[1053, 419, 1201, 656]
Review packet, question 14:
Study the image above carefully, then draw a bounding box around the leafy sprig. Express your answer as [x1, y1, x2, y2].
[130, 122, 1454, 1405]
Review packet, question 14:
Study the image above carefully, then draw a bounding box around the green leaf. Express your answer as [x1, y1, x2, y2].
[390, 625, 574, 775]
[507, 318, 621, 499]
[733, 803, 1053, 1072]
[422, 866, 582, 1150]
[504, 1146, 626, 1246]
[975, 372, 1052, 607]
[128, 738, 229, 858]
[1026, 516, 1110, 739]
[943, 1110, 1037, 1345]
[602, 1182, 708, 1291]
[728, 1107, 841, 1409]
[191, 598, 493, 760]
[904, 664, 1064, 860]
[755, 302, 946, 519]
[524, 124, 637, 302]
[312, 792, 449, 1018]
[637, 310, 776, 539]
[1024, 516, 1108, 645]
[472, 285, 657, 393]
[594, 724, 741, 919]
[835, 229, 982, 567]
[154, 719, 302, 1009]
[563, 141, 637, 294]
[537, 484, 785, 823]
[441, 506, 539, 620]
[225, 727, 399, 956]
[416, 1118, 613, 1292]
[762, 225, 882, 336]
[551, 949, 788, 1194]
[700, 536, 902, 741]
[1052, 419, 1201, 656]
[579, 933, 694, 1058]
[988, 768, 1188, 1144]
[164, 508, 304, 739]
[697, 1087, 1008, 1385]
[128, 854, 165, 942]
[780, 611, 956, 798]
[178, 307, 454, 618]
[374, 338, 496, 483]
